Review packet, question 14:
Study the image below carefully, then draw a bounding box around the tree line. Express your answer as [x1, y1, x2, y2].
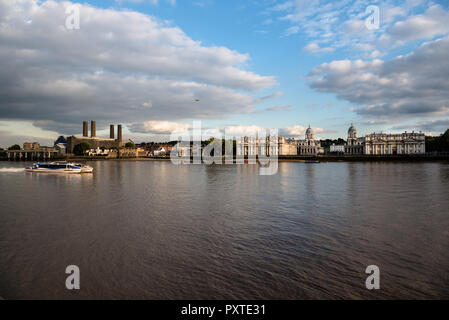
[426, 129, 449, 152]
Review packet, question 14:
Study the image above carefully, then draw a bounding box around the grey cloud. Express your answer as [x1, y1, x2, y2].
[382, 5, 449, 46]
[307, 35, 449, 119]
[392, 119, 449, 133]
[266, 105, 292, 111]
[0, 0, 276, 134]
[0, 130, 53, 148]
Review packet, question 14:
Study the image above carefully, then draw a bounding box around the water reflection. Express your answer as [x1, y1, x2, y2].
[0, 161, 448, 299]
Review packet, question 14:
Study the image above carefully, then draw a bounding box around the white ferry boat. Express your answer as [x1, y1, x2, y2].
[25, 162, 93, 174]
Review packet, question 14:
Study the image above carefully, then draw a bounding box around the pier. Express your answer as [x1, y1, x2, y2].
[5, 150, 59, 161]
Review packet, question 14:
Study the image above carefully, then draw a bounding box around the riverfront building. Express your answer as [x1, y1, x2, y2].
[236, 125, 324, 157]
[66, 121, 132, 154]
[343, 123, 425, 155]
[236, 136, 278, 157]
[344, 124, 364, 155]
[298, 125, 324, 155]
[363, 131, 425, 155]
[330, 144, 345, 153]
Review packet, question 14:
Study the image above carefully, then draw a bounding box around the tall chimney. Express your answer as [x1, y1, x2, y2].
[110, 124, 115, 139]
[91, 120, 96, 138]
[83, 121, 88, 137]
[117, 124, 122, 142]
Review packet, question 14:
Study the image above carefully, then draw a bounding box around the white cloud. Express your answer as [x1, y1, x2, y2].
[267, 1, 449, 52]
[284, 26, 299, 36]
[307, 36, 449, 120]
[259, 91, 284, 101]
[266, 105, 292, 111]
[381, 4, 449, 46]
[303, 42, 334, 54]
[0, 0, 277, 134]
[129, 121, 192, 134]
[280, 125, 326, 137]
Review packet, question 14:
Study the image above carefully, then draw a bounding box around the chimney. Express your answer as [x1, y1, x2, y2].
[83, 121, 88, 137]
[91, 120, 96, 138]
[110, 124, 115, 139]
[117, 124, 122, 142]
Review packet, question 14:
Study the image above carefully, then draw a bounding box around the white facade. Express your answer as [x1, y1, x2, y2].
[153, 147, 166, 156]
[330, 144, 345, 153]
[236, 136, 279, 157]
[364, 132, 425, 155]
[345, 124, 364, 155]
[298, 125, 324, 155]
[87, 147, 112, 156]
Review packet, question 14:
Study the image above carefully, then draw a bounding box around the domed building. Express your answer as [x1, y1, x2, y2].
[344, 123, 364, 155]
[298, 125, 324, 155]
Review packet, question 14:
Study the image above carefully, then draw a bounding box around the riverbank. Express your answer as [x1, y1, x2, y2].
[2, 154, 449, 162]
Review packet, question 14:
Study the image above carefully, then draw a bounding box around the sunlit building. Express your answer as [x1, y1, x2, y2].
[298, 125, 324, 155]
[364, 131, 425, 155]
[344, 123, 364, 155]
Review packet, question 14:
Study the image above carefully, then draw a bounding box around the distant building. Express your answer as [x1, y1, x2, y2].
[54, 136, 67, 146]
[236, 136, 278, 157]
[87, 147, 111, 156]
[153, 147, 166, 156]
[278, 137, 298, 156]
[298, 125, 324, 155]
[66, 121, 133, 154]
[330, 144, 345, 153]
[342, 123, 426, 155]
[23, 142, 56, 152]
[23, 142, 40, 150]
[118, 147, 147, 158]
[143, 143, 175, 155]
[364, 131, 425, 155]
[344, 124, 364, 155]
[55, 143, 66, 154]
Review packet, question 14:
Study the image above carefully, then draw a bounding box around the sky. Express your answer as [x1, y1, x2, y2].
[1, 0, 449, 147]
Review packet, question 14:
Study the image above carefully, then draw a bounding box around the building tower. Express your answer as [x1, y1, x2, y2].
[110, 125, 115, 139]
[117, 124, 122, 142]
[83, 121, 88, 137]
[348, 123, 357, 145]
[91, 121, 96, 138]
[305, 124, 314, 141]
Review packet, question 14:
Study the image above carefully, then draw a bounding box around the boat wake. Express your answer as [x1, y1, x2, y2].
[0, 168, 25, 173]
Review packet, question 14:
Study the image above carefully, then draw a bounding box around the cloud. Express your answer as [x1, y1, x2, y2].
[129, 121, 192, 134]
[307, 36, 449, 120]
[284, 26, 299, 36]
[0, 130, 54, 148]
[381, 4, 449, 46]
[0, 0, 276, 135]
[392, 119, 449, 133]
[303, 42, 334, 54]
[265, 105, 292, 111]
[259, 91, 284, 101]
[280, 125, 326, 137]
[115, 0, 175, 5]
[267, 1, 448, 52]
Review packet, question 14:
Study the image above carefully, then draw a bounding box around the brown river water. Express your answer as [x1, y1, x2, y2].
[0, 160, 448, 299]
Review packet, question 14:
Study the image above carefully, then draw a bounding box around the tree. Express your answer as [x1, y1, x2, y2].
[426, 129, 449, 152]
[125, 142, 135, 148]
[8, 144, 20, 150]
[73, 142, 91, 155]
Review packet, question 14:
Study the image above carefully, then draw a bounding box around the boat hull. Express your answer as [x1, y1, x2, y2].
[25, 161, 93, 174]
[25, 168, 82, 174]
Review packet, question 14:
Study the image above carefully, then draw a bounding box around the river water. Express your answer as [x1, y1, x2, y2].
[0, 160, 448, 299]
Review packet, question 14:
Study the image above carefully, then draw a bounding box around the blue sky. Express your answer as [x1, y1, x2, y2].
[1, 0, 449, 146]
